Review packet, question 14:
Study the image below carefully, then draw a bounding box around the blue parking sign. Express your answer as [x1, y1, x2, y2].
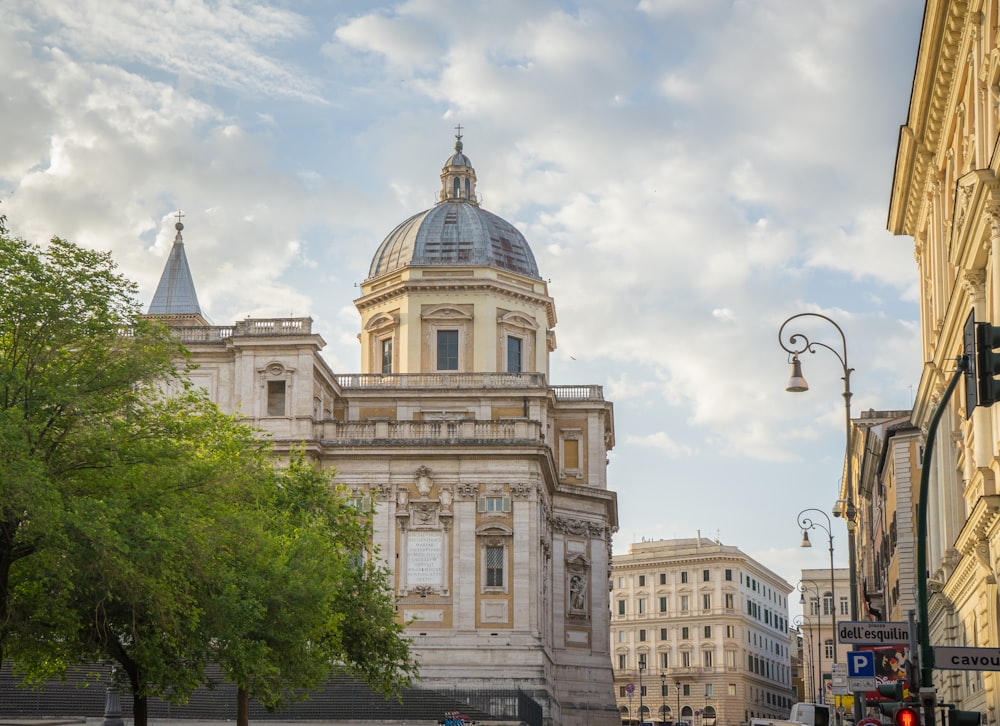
[848, 650, 876, 677]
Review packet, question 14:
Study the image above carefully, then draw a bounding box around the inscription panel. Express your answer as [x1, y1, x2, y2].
[407, 530, 443, 586]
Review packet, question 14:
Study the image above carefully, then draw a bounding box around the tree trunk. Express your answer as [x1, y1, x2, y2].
[237, 686, 250, 726]
[132, 692, 148, 726]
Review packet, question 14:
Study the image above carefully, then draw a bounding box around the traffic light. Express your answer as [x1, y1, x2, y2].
[894, 705, 918, 726]
[947, 708, 983, 726]
[965, 310, 979, 417]
[976, 322, 1000, 407]
[877, 682, 904, 701]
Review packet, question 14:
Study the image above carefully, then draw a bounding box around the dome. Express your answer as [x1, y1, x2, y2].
[366, 134, 541, 281]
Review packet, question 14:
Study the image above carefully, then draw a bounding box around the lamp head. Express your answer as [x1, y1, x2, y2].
[799, 592, 806, 604]
[786, 355, 809, 392]
[800, 529, 812, 548]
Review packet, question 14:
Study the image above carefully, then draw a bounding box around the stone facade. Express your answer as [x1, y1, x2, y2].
[888, 1, 1000, 719]
[609, 538, 794, 726]
[148, 136, 620, 725]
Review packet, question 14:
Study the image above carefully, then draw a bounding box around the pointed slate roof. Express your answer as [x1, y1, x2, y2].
[148, 219, 203, 316]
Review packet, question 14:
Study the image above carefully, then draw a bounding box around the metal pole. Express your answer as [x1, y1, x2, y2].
[915, 356, 966, 726]
[677, 680, 681, 726]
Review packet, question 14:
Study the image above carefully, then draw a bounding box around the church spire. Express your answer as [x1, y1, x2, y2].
[147, 211, 205, 322]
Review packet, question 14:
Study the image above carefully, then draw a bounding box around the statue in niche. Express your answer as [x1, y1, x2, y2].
[569, 574, 587, 612]
[415, 465, 433, 497]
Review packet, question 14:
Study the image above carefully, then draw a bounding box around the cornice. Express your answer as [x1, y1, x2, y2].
[889, 0, 971, 236]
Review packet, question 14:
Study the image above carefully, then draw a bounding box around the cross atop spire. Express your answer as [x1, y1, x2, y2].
[454, 124, 463, 153]
[174, 209, 185, 230]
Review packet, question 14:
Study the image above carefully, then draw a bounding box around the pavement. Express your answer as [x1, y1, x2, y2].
[3, 723, 448, 726]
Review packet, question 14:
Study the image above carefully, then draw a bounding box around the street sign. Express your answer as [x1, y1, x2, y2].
[934, 646, 1000, 670]
[838, 621, 910, 645]
[848, 651, 876, 678]
[848, 677, 877, 691]
[857, 718, 881, 726]
[626, 683, 635, 693]
[831, 665, 849, 696]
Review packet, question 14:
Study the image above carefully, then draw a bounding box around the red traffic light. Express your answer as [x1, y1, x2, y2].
[895, 706, 919, 726]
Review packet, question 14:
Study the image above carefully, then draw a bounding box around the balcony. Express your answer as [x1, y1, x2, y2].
[318, 418, 545, 446]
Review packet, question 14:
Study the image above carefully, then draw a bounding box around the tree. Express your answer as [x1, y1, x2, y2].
[1, 233, 183, 668]
[1, 231, 415, 726]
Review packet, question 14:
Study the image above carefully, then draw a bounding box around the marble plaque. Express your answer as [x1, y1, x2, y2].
[407, 530, 443, 585]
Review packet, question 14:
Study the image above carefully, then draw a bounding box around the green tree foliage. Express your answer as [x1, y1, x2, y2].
[0, 231, 415, 726]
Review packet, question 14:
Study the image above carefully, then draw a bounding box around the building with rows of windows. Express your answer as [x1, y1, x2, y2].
[610, 538, 794, 726]
[795, 567, 851, 709]
[145, 133, 620, 726]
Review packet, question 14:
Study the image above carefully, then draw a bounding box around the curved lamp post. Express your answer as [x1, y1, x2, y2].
[661, 673, 667, 725]
[794, 610, 819, 704]
[797, 508, 837, 666]
[778, 313, 859, 620]
[676, 679, 681, 726]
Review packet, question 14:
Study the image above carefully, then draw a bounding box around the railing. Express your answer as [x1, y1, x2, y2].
[168, 317, 313, 344]
[320, 418, 544, 444]
[552, 384, 605, 401]
[336, 372, 547, 389]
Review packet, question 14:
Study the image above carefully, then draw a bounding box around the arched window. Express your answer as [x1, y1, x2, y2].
[823, 591, 834, 615]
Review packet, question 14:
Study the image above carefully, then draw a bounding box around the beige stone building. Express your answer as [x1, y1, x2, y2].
[609, 538, 794, 726]
[147, 134, 620, 725]
[796, 567, 851, 712]
[888, 0, 1000, 718]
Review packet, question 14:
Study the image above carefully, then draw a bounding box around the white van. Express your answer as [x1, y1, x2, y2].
[789, 703, 832, 726]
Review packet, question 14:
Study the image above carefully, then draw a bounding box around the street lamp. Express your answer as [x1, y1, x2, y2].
[661, 673, 667, 725]
[793, 611, 819, 705]
[778, 313, 859, 622]
[639, 658, 646, 725]
[797, 509, 837, 667]
[676, 680, 681, 726]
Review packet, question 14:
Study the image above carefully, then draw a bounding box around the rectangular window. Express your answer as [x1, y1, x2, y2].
[660, 573, 667, 585]
[703, 651, 713, 668]
[618, 576, 625, 588]
[381, 337, 393, 374]
[725, 569, 733, 581]
[266, 380, 286, 416]
[728, 684, 736, 697]
[726, 651, 736, 668]
[681, 571, 688, 583]
[486, 545, 504, 587]
[477, 495, 511, 512]
[660, 628, 668, 640]
[703, 594, 712, 610]
[638, 598, 646, 614]
[725, 593, 734, 609]
[681, 627, 689, 639]
[726, 625, 735, 638]
[683, 684, 691, 696]
[680, 595, 689, 612]
[639, 575, 646, 586]
[506, 335, 523, 373]
[618, 630, 627, 643]
[704, 626, 712, 638]
[639, 629, 647, 642]
[703, 569, 710, 581]
[840, 596, 849, 615]
[682, 651, 691, 668]
[660, 652, 669, 669]
[659, 596, 667, 613]
[618, 600, 626, 615]
[436, 330, 459, 370]
[618, 654, 627, 670]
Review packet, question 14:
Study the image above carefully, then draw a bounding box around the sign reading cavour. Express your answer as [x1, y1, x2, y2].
[837, 621, 910, 645]
[934, 646, 1000, 671]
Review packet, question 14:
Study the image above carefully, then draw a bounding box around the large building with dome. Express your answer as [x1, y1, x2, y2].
[146, 134, 620, 725]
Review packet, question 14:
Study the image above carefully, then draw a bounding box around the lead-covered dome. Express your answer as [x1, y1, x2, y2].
[367, 134, 541, 281]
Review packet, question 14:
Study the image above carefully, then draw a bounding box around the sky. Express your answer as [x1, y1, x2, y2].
[0, 0, 927, 600]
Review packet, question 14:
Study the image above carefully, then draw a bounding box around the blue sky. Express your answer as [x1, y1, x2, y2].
[0, 0, 926, 595]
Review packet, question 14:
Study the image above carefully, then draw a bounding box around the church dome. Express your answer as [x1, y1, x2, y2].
[366, 134, 541, 281]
